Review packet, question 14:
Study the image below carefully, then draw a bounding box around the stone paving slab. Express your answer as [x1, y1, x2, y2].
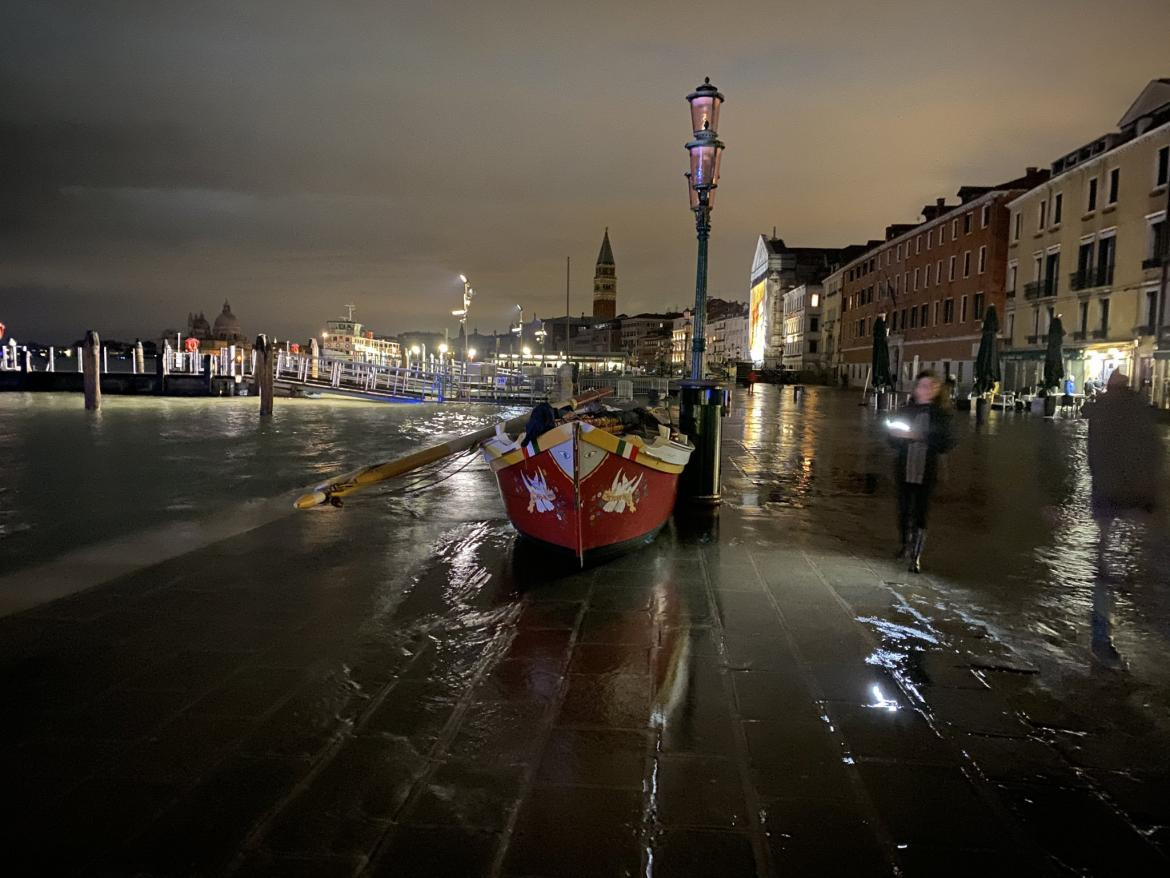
[3, 387, 1170, 876]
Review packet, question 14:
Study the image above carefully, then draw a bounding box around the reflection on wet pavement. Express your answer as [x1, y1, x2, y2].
[2, 384, 1169, 874]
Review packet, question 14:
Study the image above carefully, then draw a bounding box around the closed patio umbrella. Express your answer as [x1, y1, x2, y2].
[973, 306, 1001, 394]
[871, 316, 892, 390]
[1043, 315, 1065, 392]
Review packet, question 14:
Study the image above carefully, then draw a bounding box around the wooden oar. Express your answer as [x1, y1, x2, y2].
[293, 388, 614, 509]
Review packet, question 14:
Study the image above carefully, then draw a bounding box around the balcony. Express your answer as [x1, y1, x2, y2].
[1143, 255, 1166, 270]
[1069, 264, 1115, 291]
[1023, 277, 1057, 300]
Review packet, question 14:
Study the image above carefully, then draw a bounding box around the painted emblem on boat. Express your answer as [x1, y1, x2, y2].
[601, 469, 643, 513]
[521, 467, 557, 513]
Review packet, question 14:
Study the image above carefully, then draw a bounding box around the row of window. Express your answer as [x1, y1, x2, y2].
[845, 204, 994, 282]
[1012, 146, 1169, 241]
[842, 247, 988, 311]
[1004, 215, 1166, 294]
[850, 293, 986, 338]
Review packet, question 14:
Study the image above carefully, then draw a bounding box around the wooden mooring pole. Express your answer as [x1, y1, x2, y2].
[255, 334, 274, 416]
[83, 330, 102, 411]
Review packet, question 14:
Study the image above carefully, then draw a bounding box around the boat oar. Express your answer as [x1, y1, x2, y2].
[293, 387, 613, 509]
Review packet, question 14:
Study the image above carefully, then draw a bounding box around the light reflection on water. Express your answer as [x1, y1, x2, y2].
[727, 384, 1170, 704]
[0, 393, 520, 573]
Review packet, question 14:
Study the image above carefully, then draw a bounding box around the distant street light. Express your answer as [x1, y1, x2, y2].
[454, 274, 475, 362]
[684, 77, 725, 380]
[513, 304, 524, 352]
[439, 343, 449, 355]
[468, 347, 477, 360]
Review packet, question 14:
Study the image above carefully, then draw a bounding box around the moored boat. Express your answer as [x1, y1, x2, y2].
[482, 413, 693, 564]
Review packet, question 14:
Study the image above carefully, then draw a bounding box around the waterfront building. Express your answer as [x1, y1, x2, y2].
[781, 284, 823, 373]
[748, 232, 872, 367]
[822, 268, 844, 383]
[593, 228, 617, 320]
[167, 300, 247, 352]
[1001, 79, 1170, 400]
[670, 312, 693, 372]
[838, 167, 1050, 390]
[323, 306, 402, 366]
[706, 304, 750, 367]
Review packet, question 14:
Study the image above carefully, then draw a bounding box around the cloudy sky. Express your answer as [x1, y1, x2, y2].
[2, 0, 1167, 342]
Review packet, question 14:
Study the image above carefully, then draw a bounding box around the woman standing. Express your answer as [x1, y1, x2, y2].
[889, 370, 955, 573]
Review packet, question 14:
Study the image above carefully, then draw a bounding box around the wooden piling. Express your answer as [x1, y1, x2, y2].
[48, 346, 55, 372]
[83, 330, 102, 410]
[256, 334, 274, 416]
[310, 337, 319, 379]
[134, 339, 145, 374]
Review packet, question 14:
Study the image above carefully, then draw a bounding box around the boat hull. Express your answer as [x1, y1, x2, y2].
[484, 422, 690, 564]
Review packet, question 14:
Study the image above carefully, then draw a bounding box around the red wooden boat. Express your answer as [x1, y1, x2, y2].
[482, 419, 693, 564]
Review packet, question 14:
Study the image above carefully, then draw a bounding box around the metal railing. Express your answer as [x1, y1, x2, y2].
[1069, 264, 1115, 291]
[272, 351, 543, 403]
[1023, 278, 1057, 299]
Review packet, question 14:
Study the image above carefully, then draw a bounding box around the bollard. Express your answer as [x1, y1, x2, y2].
[255, 334, 274, 416]
[134, 339, 145, 375]
[48, 346, 55, 372]
[22, 348, 31, 373]
[101, 345, 109, 374]
[678, 381, 726, 505]
[83, 330, 102, 410]
[77, 346, 83, 372]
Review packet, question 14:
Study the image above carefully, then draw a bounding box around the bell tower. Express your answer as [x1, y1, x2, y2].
[592, 228, 616, 320]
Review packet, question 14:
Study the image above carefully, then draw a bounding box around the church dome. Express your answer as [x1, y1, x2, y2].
[213, 300, 243, 340]
[188, 311, 211, 339]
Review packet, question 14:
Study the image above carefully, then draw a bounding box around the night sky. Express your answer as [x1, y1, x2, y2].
[3, 0, 1167, 343]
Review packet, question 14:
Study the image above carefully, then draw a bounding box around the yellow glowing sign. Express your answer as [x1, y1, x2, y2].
[749, 279, 767, 364]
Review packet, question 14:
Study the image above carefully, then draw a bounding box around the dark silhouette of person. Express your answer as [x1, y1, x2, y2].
[889, 370, 955, 573]
[1083, 369, 1164, 669]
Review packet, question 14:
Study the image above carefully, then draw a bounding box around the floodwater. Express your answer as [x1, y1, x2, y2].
[726, 385, 1170, 729]
[0, 393, 518, 576]
[5, 384, 1170, 872]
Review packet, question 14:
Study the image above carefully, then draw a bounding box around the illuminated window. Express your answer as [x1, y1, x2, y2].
[810, 293, 820, 307]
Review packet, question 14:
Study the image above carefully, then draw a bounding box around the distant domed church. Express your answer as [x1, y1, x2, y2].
[173, 300, 246, 350]
[211, 300, 245, 343]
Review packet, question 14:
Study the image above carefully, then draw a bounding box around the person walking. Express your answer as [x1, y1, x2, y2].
[889, 370, 955, 573]
[746, 369, 757, 395]
[1083, 369, 1164, 668]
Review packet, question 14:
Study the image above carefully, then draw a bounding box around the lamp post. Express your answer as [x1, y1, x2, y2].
[453, 274, 474, 363]
[684, 77, 725, 381]
[678, 77, 726, 505]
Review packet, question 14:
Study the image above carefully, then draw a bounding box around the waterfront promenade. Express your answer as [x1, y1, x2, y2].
[3, 386, 1169, 876]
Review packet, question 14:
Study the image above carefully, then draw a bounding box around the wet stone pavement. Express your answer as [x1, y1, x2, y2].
[3, 385, 1170, 876]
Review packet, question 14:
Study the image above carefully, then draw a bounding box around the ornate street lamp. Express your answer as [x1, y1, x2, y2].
[684, 77, 725, 380]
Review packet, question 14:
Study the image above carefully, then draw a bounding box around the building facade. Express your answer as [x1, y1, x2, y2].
[592, 228, 617, 320]
[838, 168, 1049, 390]
[748, 234, 871, 367]
[822, 268, 844, 382]
[1001, 80, 1170, 400]
[781, 284, 823, 372]
[706, 307, 750, 367]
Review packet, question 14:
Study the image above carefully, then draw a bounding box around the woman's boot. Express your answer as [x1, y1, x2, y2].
[909, 529, 926, 573]
[895, 526, 909, 560]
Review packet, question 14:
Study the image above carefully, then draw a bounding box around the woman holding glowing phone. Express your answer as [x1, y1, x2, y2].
[887, 370, 954, 572]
